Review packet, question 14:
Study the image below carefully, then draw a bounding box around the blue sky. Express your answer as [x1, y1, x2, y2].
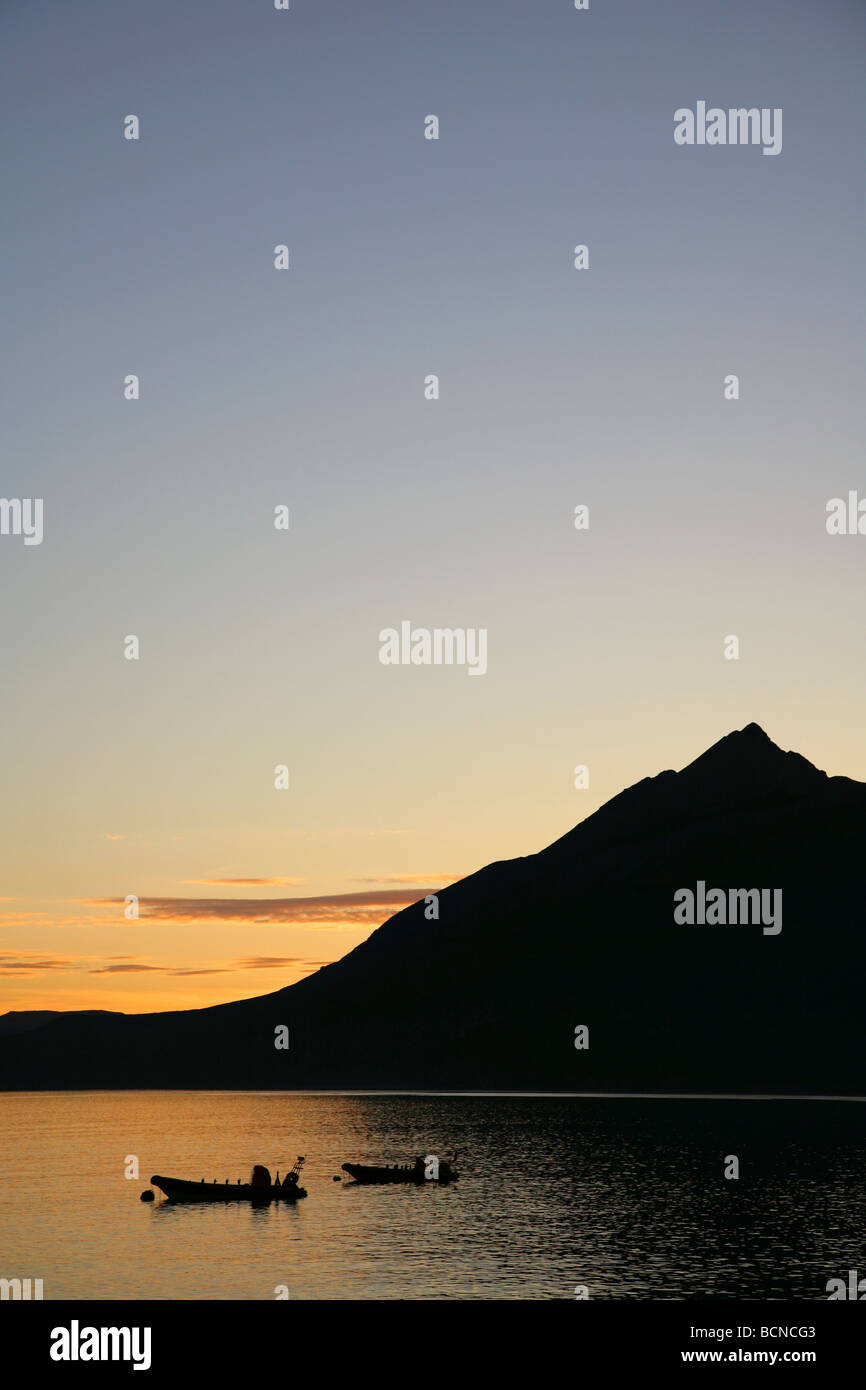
[1, 0, 863, 1009]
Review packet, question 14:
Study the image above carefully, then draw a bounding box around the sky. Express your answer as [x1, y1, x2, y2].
[1, 0, 864, 1013]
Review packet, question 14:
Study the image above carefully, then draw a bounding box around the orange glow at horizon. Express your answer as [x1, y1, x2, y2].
[3, 717, 865, 1018]
[0, 888, 452, 1014]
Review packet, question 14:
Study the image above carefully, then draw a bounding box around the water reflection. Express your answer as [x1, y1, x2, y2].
[0, 1093, 862, 1299]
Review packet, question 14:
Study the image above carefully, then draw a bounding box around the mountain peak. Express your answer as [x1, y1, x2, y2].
[686, 721, 775, 766]
[544, 723, 838, 862]
[2, 722, 865, 1094]
[679, 722, 825, 797]
[737, 721, 771, 741]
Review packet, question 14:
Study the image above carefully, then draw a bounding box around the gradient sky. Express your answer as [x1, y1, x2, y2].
[1, 0, 864, 1012]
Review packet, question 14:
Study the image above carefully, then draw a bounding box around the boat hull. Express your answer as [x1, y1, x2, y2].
[150, 1175, 306, 1203]
[341, 1163, 457, 1185]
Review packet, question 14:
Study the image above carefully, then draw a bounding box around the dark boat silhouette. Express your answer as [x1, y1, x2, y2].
[151, 1157, 307, 1203]
[342, 1156, 458, 1185]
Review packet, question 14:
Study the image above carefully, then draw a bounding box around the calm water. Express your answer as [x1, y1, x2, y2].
[1, 1092, 863, 1300]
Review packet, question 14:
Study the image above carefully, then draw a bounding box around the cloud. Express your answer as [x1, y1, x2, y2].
[0, 908, 116, 931]
[168, 968, 232, 976]
[353, 874, 458, 884]
[88, 963, 164, 974]
[0, 948, 333, 981]
[183, 877, 307, 887]
[87, 889, 427, 926]
[0, 951, 77, 976]
[87, 956, 332, 976]
[231, 957, 333, 971]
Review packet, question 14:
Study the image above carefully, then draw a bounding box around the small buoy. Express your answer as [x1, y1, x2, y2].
[140, 1189, 154, 1202]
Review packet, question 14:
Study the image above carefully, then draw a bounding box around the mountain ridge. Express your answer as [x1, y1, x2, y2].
[2, 724, 864, 1093]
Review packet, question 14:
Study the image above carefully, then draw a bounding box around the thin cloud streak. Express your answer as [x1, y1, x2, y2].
[0, 949, 334, 980]
[0, 951, 79, 976]
[87, 889, 429, 926]
[353, 874, 458, 884]
[88, 956, 333, 976]
[183, 877, 307, 887]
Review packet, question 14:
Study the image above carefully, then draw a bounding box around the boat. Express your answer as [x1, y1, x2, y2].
[341, 1155, 458, 1185]
[150, 1157, 307, 1204]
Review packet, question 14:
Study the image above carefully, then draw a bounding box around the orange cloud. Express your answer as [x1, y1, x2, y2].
[87, 956, 332, 976]
[182, 877, 307, 887]
[0, 951, 78, 976]
[231, 956, 332, 971]
[354, 874, 459, 884]
[0, 949, 334, 981]
[0, 908, 127, 930]
[88, 962, 165, 974]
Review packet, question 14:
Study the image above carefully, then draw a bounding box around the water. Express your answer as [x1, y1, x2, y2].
[1, 1092, 863, 1300]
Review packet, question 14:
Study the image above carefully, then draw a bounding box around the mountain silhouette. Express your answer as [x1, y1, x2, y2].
[2, 724, 864, 1093]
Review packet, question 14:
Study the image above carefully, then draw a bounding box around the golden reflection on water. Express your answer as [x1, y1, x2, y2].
[0, 1092, 863, 1300]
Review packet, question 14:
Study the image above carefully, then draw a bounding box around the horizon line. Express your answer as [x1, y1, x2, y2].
[2, 1089, 864, 1102]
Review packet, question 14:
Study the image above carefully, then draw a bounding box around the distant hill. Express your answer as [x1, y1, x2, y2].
[0, 1010, 118, 1038]
[2, 724, 863, 1093]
